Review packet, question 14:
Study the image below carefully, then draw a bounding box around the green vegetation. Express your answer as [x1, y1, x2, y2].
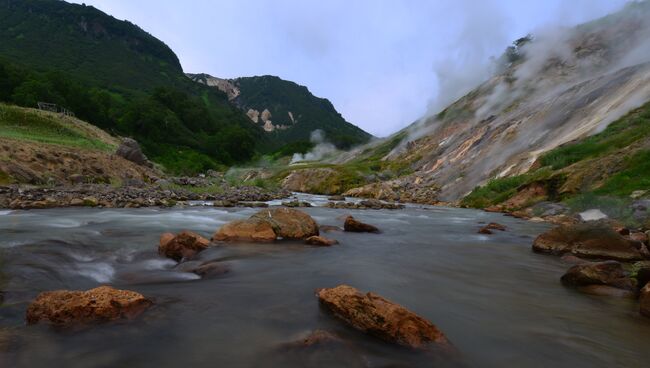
[595, 150, 650, 196]
[0, 104, 113, 150]
[461, 101, 650, 216]
[0, 0, 261, 175]
[539, 106, 650, 170]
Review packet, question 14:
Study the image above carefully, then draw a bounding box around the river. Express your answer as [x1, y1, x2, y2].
[0, 197, 648, 367]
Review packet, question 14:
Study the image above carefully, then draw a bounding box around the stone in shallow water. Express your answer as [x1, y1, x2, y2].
[532, 222, 644, 261]
[305, 235, 338, 246]
[560, 261, 635, 291]
[343, 216, 380, 233]
[316, 285, 450, 350]
[213, 208, 319, 242]
[641, 284, 650, 318]
[212, 219, 277, 242]
[26, 286, 152, 328]
[159, 231, 211, 262]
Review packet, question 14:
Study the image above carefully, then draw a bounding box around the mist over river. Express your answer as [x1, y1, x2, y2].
[0, 198, 648, 367]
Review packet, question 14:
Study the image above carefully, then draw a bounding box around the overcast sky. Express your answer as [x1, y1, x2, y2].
[70, 0, 629, 137]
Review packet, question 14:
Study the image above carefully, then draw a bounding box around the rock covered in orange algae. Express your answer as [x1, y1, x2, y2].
[316, 285, 450, 350]
[26, 286, 152, 328]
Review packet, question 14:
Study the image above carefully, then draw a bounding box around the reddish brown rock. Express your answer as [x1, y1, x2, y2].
[641, 284, 650, 318]
[212, 219, 277, 242]
[250, 208, 319, 239]
[478, 228, 493, 235]
[343, 216, 380, 233]
[627, 232, 649, 245]
[577, 285, 636, 298]
[159, 231, 210, 261]
[26, 286, 152, 328]
[560, 261, 635, 291]
[532, 222, 644, 261]
[316, 285, 450, 350]
[305, 236, 339, 246]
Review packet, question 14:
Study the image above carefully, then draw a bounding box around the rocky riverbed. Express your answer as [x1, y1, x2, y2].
[0, 203, 649, 367]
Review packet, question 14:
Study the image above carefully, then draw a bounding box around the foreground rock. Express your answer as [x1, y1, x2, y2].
[159, 231, 211, 261]
[316, 285, 450, 350]
[213, 208, 319, 242]
[641, 284, 650, 317]
[478, 222, 506, 235]
[305, 236, 339, 246]
[343, 216, 380, 233]
[532, 222, 645, 261]
[561, 261, 635, 294]
[26, 286, 152, 328]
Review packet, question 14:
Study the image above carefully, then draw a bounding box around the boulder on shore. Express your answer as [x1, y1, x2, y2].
[316, 285, 450, 350]
[115, 138, 152, 168]
[641, 284, 650, 317]
[532, 222, 645, 261]
[159, 231, 211, 262]
[213, 208, 319, 242]
[560, 261, 635, 291]
[305, 236, 339, 246]
[26, 286, 152, 328]
[343, 216, 380, 233]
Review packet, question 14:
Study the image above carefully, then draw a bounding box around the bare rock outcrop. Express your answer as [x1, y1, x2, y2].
[212, 219, 277, 242]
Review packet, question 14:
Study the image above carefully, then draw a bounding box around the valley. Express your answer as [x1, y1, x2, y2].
[0, 1, 650, 367]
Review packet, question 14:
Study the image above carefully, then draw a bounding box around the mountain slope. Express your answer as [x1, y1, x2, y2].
[341, 1, 650, 203]
[0, 0, 262, 174]
[0, 0, 182, 90]
[187, 73, 373, 150]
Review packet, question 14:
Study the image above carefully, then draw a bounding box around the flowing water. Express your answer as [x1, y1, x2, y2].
[0, 198, 648, 367]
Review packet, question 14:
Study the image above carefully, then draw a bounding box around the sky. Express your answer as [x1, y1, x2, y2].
[69, 0, 629, 137]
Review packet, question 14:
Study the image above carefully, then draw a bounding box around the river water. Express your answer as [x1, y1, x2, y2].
[0, 198, 648, 367]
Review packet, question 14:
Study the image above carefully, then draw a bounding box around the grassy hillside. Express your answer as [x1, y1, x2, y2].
[0, 0, 262, 175]
[233, 75, 372, 151]
[0, 103, 116, 150]
[461, 100, 650, 216]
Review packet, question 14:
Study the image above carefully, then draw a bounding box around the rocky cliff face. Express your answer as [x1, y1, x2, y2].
[348, 2, 650, 203]
[186, 74, 373, 150]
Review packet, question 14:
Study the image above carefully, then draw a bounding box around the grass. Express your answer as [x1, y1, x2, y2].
[539, 103, 650, 170]
[0, 104, 114, 151]
[462, 101, 650, 212]
[595, 150, 650, 196]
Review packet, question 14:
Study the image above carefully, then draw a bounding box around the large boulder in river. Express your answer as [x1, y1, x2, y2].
[316, 285, 450, 350]
[532, 222, 644, 261]
[212, 219, 277, 242]
[641, 284, 650, 318]
[115, 138, 153, 168]
[343, 216, 379, 233]
[213, 208, 319, 242]
[560, 261, 635, 291]
[26, 286, 152, 328]
[159, 231, 211, 261]
[250, 208, 319, 239]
